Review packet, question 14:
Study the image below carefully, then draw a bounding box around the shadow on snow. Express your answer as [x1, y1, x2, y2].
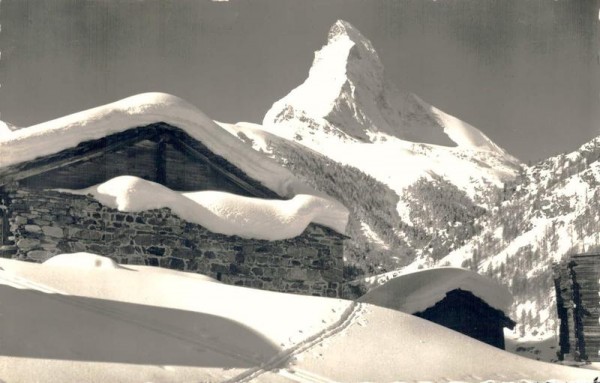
[0, 285, 281, 368]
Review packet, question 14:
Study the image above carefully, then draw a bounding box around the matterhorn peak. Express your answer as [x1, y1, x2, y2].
[263, 20, 512, 155]
[326, 20, 380, 60]
[327, 20, 358, 41]
[311, 20, 384, 90]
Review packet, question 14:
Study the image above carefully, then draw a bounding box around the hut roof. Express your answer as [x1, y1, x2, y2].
[0, 93, 349, 236]
[358, 267, 513, 314]
[0, 93, 338, 201]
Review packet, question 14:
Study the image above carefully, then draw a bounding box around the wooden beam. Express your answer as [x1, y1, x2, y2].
[156, 137, 167, 185]
[0, 127, 159, 186]
[0, 123, 280, 199]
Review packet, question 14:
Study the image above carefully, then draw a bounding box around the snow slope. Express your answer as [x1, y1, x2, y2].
[0, 92, 332, 200]
[358, 267, 513, 314]
[0, 255, 594, 383]
[224, 120, 517, 201]
[394, 136, 600, 342]
[273, 304, 594, 383]
[0, 255, 350, 383]
[57, 175, 348, 240]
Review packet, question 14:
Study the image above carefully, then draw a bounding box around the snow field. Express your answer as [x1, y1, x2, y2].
[0, 255, 595, 382]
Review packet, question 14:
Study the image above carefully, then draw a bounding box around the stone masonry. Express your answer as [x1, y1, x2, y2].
[3, 188, 344, 297]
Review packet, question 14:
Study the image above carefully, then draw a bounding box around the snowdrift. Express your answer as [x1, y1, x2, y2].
[359, 267, 513, 313]
[282, 303, 594, 383]
[0, 255, 594, 383]
[57, 175, 348, 240]
[43, 252, 123, 269]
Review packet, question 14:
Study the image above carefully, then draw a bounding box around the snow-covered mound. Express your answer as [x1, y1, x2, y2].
[281, 303, 595, 383]
[43, 253, 122, 269]
[263, 20, 509, 154]
[57, 175, 348, 240]
[0, 256, 593, 382]
[359, 267, 513, 313]
[0, 92, 331, 200]
[0, 256, 352, 382]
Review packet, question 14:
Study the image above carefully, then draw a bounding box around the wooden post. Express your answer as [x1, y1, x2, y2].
[156, 136, 167, 185]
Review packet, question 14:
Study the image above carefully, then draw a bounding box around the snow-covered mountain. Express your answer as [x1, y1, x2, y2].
[220, 20, 600, 343]
[222, 20, 521, 277]
[263, 20, 508, 153]
[432, 137, 600, 339]
[356, 136, 600, 345]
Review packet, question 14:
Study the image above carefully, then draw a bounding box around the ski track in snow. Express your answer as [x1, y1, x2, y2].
[0, 268, 66, 294]
[277, 368, 340, 383]
[225, 302, 364, 383]
[1, 264, 363, 383]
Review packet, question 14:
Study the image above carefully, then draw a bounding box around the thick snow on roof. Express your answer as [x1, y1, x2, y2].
[358, 267, 513, 313]
[57, 175, 348, 240]
[0, 92, 330, 200]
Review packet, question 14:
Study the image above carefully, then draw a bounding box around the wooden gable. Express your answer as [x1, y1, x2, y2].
[415, 289, 516, 349]
[0, 123, 280, 199]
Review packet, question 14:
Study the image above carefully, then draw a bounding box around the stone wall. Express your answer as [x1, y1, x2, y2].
[3, 188, 344, 297]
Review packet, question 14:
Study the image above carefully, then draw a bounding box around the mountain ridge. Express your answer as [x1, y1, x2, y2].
[263, 19, 513, 156]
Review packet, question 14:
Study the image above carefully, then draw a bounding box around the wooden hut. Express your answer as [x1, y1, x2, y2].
[0, 93, 348, 297]
[414, 289, 516, 349]
[553, 253, 600, 361]
[358, 268, 516, 349]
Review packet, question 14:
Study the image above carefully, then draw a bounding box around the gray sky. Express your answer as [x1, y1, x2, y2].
[1, 0, 598, 162]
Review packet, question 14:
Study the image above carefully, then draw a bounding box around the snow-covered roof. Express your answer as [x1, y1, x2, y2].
[358, 267, 513, 313]
[0, 93, 338, 202]
[57, 176, 348, 240]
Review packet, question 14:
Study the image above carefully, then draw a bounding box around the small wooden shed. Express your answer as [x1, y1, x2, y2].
[553, 253, 600, 361]
[414, 289, 516, 349]
[358, 268, 516, 349]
